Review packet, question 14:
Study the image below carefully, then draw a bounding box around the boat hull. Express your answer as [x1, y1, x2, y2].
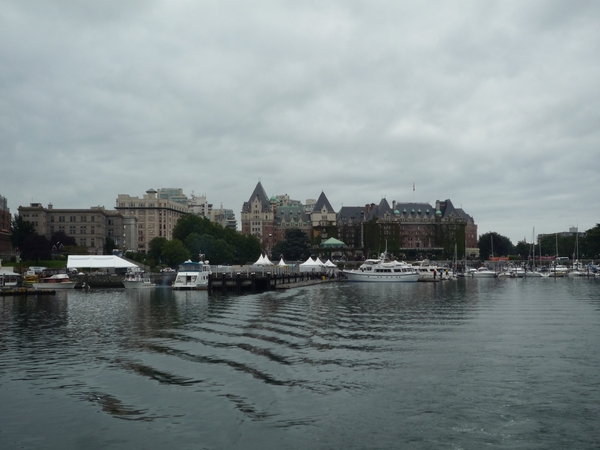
[32, 282, 76, 290]
[343, 271, 419, 282]
[123, 280, 155, 289]
[472, 272, 496, 278]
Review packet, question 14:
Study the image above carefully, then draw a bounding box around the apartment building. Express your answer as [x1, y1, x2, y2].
[17, 203, 135, 254]
[0, 195, 11, 254]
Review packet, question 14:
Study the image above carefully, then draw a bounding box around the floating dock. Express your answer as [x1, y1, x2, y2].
[0, 288, 56, 296]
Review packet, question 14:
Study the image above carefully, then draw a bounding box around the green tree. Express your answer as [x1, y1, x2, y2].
[581, 224, 600, 258]
[10, 214, 36, 251]
[272, 228, 312, 261]
[21, 234, 52, 263]
[50, 231, 77, 248]
[478, 232, 514, 260]
[148, 237, 168, 264]
[161, 239, 190, 267]
[231, 233, 262, 264]
[172, 214, 218, 242]
[104, 237, 116, 255]
[514, 240, 530, 259]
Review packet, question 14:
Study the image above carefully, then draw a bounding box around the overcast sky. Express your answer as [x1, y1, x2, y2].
[2, 0, 599, 244]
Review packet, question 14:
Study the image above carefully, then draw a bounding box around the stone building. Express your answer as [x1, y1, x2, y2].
[0, 195, 11, 254]
[240, 182, 275, 251]
[116, 189, 188, 253]
[17, 203, 135, 254]
[336, 198, 477, 259]
[210, 205, 237, 230]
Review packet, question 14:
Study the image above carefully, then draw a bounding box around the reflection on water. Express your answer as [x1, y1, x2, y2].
[1, 279, 600, 449]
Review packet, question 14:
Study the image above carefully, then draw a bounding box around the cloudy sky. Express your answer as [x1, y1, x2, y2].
[2, 0, 599, 244]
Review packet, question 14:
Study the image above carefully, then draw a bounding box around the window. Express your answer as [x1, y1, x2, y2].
[80, 226, 86, 234]
[90, 226, 95, 234]
[70, 216, 75, 222]
[50, 216, 55, 222]
[59, 216, 65, 222]
[70, 226, 76, 234]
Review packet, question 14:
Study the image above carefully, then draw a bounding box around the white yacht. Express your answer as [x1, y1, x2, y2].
[412, 260, 452, 281]
[472, 266, 497, 278]
[172, 260, 212, 290]
[498, 265, 526, 278]
[343, 253, 419, 282]
[548, 262, 569, 278]
[123, 270, 155, 289]
[32, 269, 77, 290]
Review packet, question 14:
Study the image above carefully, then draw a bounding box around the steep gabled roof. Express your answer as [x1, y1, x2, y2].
[337, 206, 365, 224]
[242, 182, 270, 212]
[313, 191, 334, 213]
[394, 202, 435, 219]
[438, 199, 460, 219]
[364, 198, 395, 221]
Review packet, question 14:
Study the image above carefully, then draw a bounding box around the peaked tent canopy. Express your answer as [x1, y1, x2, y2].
[278, 258, 287, 267]
[254, 254, 274, 266]
[320, 237, 345, 248]
[67, 255, 139, 269]
[324, 259, 337, 268]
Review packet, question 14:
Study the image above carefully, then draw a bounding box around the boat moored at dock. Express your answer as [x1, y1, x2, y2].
[173, 260, 212, 290]
[343, 253, 419, 282]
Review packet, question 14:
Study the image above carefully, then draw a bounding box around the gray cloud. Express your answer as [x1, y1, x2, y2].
[2, 0, 599, 244]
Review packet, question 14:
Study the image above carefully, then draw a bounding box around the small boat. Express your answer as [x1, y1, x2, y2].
[343, 252, 419, 282]
[548, 262, 569, 277]
[0, 265, 20, 287]
[172, 260, 212, 290]
[498, 265, 526, 278]
[472, 266, 497, 278]
[412, 260, 452, 281]
[32, 269, 76, 290]
[122, 271, 155, 289]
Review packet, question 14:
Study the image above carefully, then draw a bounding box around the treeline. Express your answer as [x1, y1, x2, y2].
[146, 214, 262, 267]
[478, 224, 600, 260]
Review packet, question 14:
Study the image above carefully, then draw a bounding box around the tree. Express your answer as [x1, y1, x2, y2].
[50, 231, 77, 248]
[161, 239, 190, 267]
[478, 232, 514, 260]
[21, 234, 52, 263]
[172, 214, 218, 242]
[148, 237, 168, 264]
[272, 228, 312, 261]
[104, 237, 116, 255]
[582, 224, 600, 258]
[10, 214, 35, 251]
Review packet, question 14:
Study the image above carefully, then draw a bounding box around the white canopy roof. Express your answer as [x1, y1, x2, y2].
[278, 257, 287, 267]
[67, 255, 139, 269]
[254, 254, 274, 266]
[299, 257, 317, 266]
[315, 257, 325, 266]
[324, 259, 337, 268]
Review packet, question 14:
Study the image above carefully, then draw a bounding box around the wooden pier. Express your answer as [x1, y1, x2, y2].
[0, 288, 56, 296]
[207, 272, 336, 294]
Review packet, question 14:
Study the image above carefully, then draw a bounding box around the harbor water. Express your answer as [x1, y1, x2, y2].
[1, 278, 599, 449]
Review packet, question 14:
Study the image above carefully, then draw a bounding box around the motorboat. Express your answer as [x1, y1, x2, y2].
[343, 253, 419, 282]
[32, 269, 76, 290]
[412, 260, 452, 281]
[123, 271, 155, 289]
[498, 265, 526, 278]
[0, 264, 20, 287]
[472, 266, 497, 278]
[172, 260, 212, 290]
[548, 263, 569, 278]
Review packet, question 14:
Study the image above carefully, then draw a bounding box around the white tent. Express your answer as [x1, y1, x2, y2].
[254, 254, 274, 266]
[278, 257, 287, 267]
[67, 255, 139, 269]
[299, 257, 322, 273]
[324, 259, 337, 268]
[315, 257, 326, 266]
